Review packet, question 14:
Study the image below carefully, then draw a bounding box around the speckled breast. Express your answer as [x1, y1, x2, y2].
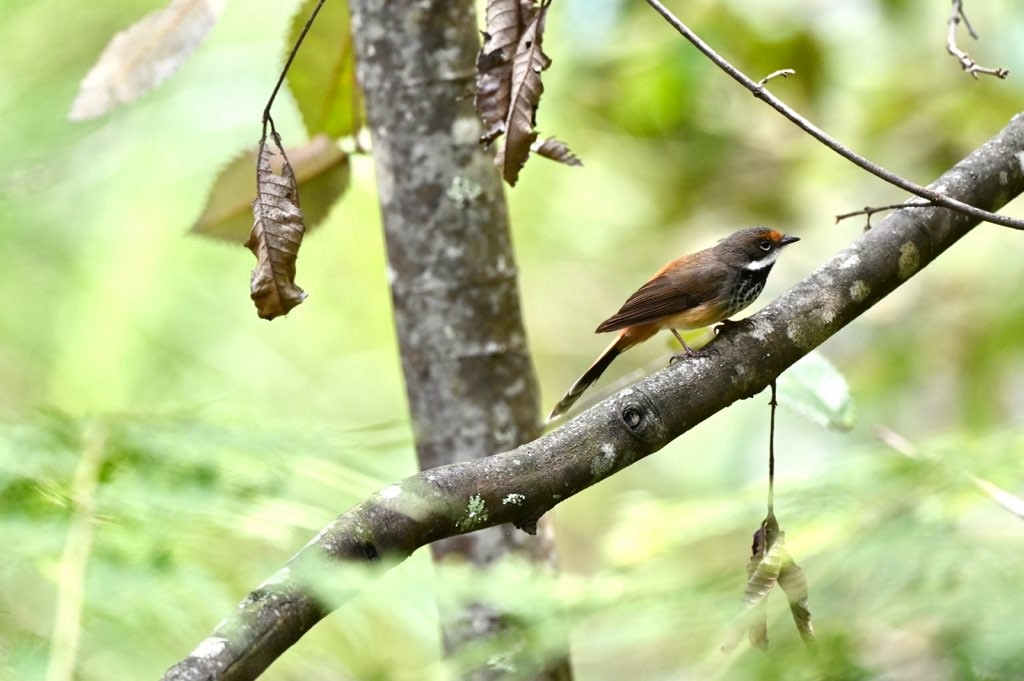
[724, 266, 772, 317]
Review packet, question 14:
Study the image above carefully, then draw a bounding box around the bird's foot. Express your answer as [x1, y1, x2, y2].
[669, 347, 697, 365]
[669, 328, 697, 364]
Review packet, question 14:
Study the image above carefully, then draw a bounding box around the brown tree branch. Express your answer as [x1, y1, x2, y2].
[946, 0, 1009, 80]
[642, 0, 1024, 231]
[161, 112, 1024, 681]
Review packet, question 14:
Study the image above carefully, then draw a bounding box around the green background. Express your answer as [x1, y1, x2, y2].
[2, 0, 1023, 679]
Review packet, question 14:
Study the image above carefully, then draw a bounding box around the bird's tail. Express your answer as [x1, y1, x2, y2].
[547, 334, 628, 423]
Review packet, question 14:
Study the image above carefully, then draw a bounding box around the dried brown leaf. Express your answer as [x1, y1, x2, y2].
[744, 523, 770, 650]
[475, 0, 536, 143]
[746, 601, 769, 651]
[532, 136, 582, 167]
[500, 1, 552, 185]
[475, 49, 513, 144]
[475, 0, 573, 185]
[246, 134, 308, 320]
[722, 515, 783, 653]
[742, 523, 784, 611]
[69, 0, 226, 121]
[778, 557, 815, 643]
[192, 135, 349, 243]
[723, 514, 815, 652]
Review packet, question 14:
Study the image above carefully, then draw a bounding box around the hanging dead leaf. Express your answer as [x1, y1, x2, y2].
[286, 0, 363, 138]
[475, 0, 537, 143]
[500, 1, 552, 185]
[778, 556, 815, 643]
[746, 601, 769, 651]
[723, 519, 778, 652]
[246, 134, 308, 320]
[474, 0, 576, 184]
[532, 136, 582, 167]
[744, 522, 771, 650]
[722, 513, 814, 651]
[741, 516, 784, 611]
[722, 514, 787, 652]
[68, 0, 227, 121]
[191, 135, 349, 243]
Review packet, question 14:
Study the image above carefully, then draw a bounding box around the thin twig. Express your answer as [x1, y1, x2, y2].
[758, 69, 796, 87]
[261, 0, 328, 141]
[835, 201, 936, 228]
[971, 478, 1024, 520]
[957, 3, 979, 40]
[873, 425, 919, 459]
[642, 0, 1024, 231]
[947, 0, 1009, 80]
[875, 425, 1024, 521]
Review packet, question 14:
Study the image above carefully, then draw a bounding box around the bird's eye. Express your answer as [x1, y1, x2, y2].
[759, 240, 772, 251]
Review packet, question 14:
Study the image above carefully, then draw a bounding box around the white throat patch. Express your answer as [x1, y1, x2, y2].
[744, 250, 780, 271]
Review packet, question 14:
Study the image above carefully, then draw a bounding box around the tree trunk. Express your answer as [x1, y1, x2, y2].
[347, 1, 572, 679]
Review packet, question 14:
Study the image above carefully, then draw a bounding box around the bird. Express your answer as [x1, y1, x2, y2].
[547, 227, 800, 421]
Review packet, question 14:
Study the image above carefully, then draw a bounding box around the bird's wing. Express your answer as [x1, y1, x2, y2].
[595, 260, 730, 332]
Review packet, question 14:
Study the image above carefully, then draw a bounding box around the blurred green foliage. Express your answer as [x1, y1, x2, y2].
[1, 0, 1023, 679]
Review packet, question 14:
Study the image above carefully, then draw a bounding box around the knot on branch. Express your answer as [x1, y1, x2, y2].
[360, 541, 380, 562]
[618, 390, 669, 445]
[622, 404, 643, 428]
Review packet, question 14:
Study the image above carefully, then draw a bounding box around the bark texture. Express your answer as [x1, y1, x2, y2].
[161, 114, 1024, 681]
[346, 1, 569, 680]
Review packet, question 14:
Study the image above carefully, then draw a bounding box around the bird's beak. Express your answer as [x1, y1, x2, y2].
[780, 235, 800, 246]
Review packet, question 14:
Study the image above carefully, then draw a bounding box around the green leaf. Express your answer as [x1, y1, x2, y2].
[777, 350, 855, 431]
[286, 0, 363, 138]
[190, 135, 349, 243]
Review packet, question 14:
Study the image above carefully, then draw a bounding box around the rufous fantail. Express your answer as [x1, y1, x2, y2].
[547, 227, 799, 421]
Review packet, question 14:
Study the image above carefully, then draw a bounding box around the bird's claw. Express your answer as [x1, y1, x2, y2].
[669, 348, 697, 365]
